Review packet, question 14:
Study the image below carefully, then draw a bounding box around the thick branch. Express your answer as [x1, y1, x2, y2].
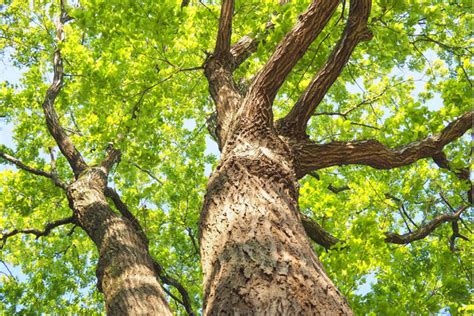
[204, 58, 242, 150]
[229, 20, 275, 69]
[384, 206, 468, 244]
[240, 0, 339, 126]
[0, 151, 67, 190]
[101, 144, 121, 174]
[204, 0, 242, 150]
[1, 216, 76, 248]
[301, 214, 341, 249]
[277, 0, 372, 138]
[215, 0, 234, 56]
[42, 15, 87, 177]
[295, 111, 473, 177]
[230, 35, 259, 68]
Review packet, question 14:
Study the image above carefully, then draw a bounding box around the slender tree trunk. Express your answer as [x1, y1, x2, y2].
[199, 129, 352, 315]
[67, 167, 171, 315]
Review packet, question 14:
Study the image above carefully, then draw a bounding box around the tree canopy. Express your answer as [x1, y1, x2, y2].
[0, 0, 472, 314]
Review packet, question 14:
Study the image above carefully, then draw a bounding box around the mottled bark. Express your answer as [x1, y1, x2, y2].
[199, 126, 352, 315]
[67, 167, 171, 315]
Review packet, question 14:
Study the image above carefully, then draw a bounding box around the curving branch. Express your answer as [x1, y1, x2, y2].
[241, 0, 339, 125]
[384, 206, 468, 244]
[0, 151, 67, 190]
[449, 220, 469, 251]
[294, 111, 473, 177]
[432, 151, 472, 204]
[1, 216, 76, 249]
[153, 261, 195, 316]
[41, 10, 87, 177]
[277, 0, 372, 138]
[302, 206, 469, 248]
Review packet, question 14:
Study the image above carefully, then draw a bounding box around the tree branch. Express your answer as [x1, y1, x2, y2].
[101, 144, 121, 174]
[204, 0, 242, 150]
[241, 0, 339, 125]
[449, 220, 469, 251]
[0, 151, 67, 190]
[294, 111, 473, 177]
[432, 151, 472, 204]
[1, 216, 76, 249]
[229, 20, 275, 69]
[230, 35, 259, 68]
[103, 186, 153, 249]
[153, 261, 195, 316]
[277, 0, 372, 138]
[301, 206, 469, 248]
[215, 0, 234, 56]
[384, 206, 468, 244]
[126, 160, 163, 184]
[308, 172, 350, 194]
[301, 214, 341, 249]
[41, 11, 87, 177]
[229, 1, 294, 69]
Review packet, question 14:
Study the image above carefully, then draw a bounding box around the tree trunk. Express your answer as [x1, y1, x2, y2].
[199, 128, 352, 315]
[67, 167, 171, 315]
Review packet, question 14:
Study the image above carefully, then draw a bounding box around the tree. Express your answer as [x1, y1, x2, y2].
[0, 0, 472, 314]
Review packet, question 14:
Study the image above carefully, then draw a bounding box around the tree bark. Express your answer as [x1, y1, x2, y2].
[67, 167, 171, 315]
[199, 127, 352, 315]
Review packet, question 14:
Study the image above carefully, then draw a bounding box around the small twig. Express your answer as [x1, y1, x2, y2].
[126, 161, 163, 185]
[153, 261, 195, 316]
[1, 216, 76, 249]
[186, 227, 200, 256]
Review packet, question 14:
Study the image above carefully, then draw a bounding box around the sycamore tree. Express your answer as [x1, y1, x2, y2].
[0, 0, 472, 314]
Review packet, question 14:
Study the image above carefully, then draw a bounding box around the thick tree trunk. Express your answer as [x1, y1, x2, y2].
[67, 167, 171, 315]
[199, 129, 352, 315]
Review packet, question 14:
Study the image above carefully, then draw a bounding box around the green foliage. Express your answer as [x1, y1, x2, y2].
[0, 0, 472, 314]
